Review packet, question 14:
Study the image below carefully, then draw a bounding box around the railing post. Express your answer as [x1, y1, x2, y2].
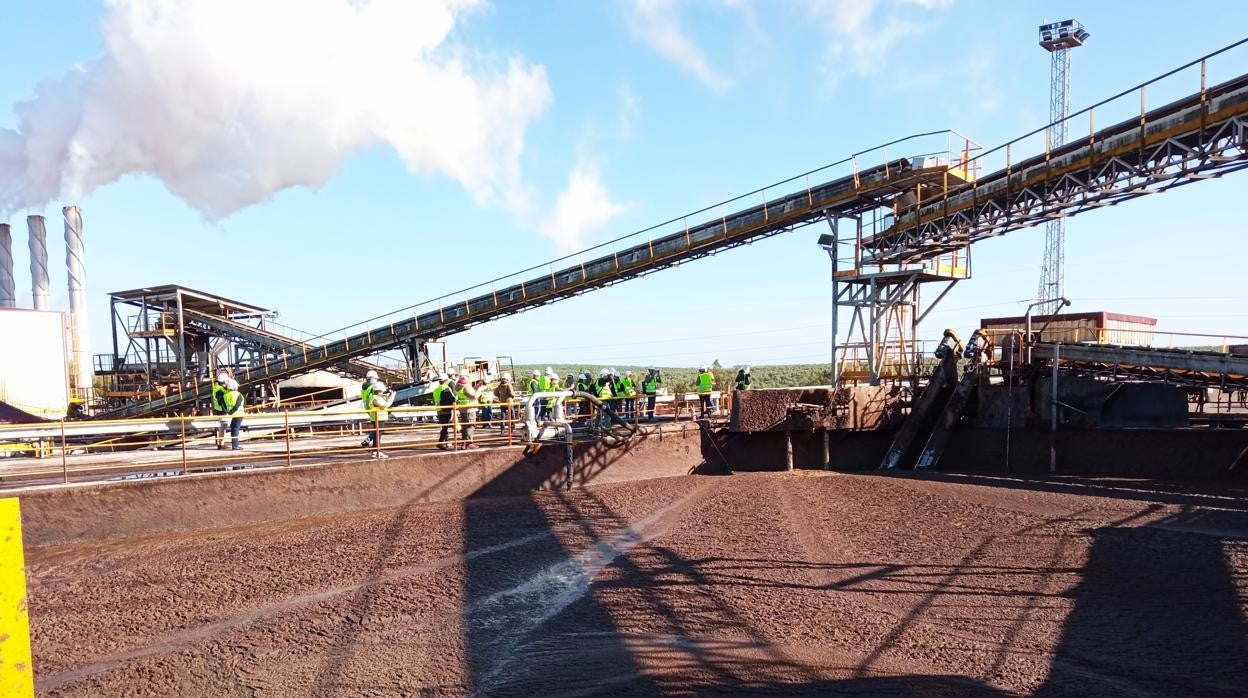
[507, 401, 514, 446]
[180, 416, 188, 476]
[60, 419, 68, 484]
[452, 406, 459, 450]
[284, 410, 292, 467]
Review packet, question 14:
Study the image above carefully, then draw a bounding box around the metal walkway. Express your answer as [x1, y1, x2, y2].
[102, 57, 1248, 418]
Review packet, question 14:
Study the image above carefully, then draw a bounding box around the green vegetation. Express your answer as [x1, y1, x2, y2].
[511, 363, 833, 392]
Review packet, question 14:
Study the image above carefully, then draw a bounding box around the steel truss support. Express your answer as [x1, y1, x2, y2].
[827, 215, 962, 386]
[866, 76, 1248, 265]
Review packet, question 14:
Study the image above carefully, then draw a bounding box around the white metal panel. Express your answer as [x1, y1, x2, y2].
[0, 309, 69, 420]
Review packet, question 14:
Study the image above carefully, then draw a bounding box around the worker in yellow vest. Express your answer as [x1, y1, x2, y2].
[212, 370, 230, 449]
[618, 370, 638, 421]
[368, 381, 392, 459]
[594, 368, 615, 429]
[360, 369, 380, 448]
[454, 375, 479, 449]
[696, 365, 715, 419]
[223, 378, 245, 450]
[642, 366, 661, 422]
[433, 374, 456, 450]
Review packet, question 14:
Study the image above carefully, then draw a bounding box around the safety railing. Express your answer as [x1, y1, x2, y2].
[0, 390, 734, 489]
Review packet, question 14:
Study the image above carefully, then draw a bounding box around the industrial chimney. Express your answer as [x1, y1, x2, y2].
[0, 223, 14, 308]
[64, 206, 92, 396]
[27, 215, 50, 311]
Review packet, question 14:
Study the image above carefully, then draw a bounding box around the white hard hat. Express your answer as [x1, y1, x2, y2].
[546, 369, 557, 377]
[581, 372, 590, 379]
[216, 371, 229, 382]
[545, 366, 553, 373]
[625, 370, 633, 376]
[600, 368, 610, 376]
[365, 370, 379, 380]
[743, 365, 751, 373]
[374, 382, 387, 393]
[700, 365, 708, 371]
[609, 368, 617, 375]
[502, 372, 512, 381]
[648, 366, 657, 371]
[532, 369, 541, 376]
[226, 379, 239, 390]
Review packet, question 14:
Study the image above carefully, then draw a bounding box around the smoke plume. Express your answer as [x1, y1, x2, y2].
[0, 0, 552, 219]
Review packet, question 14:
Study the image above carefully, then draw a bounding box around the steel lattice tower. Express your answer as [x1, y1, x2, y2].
[1037, 20, 1088, 314]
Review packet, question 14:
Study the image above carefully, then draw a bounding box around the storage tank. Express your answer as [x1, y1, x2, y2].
[0, 308, 71, 421]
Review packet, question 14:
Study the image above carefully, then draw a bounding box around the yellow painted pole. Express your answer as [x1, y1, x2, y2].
[0, 498, 34, 696]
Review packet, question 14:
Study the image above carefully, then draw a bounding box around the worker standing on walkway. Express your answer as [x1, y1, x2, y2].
[642, 367, 661, 421]
[696, 365, 715, 419]
[734, 366, 751, 392]
[494, 373, 515, 431]
[475, 378, 493, 426]
[434, 374, 456, 450]
[360, 369, 380, 448]
[455, 375, 479, 449]
[212, 370, 230, 449]
[223, 379, 245, 450]
[368, 382, 391, 459]
[595, 368, 615, 429]
[619, 370, 638, 421]
[527, 369, 543, 419]
[575, 372, 594, 419]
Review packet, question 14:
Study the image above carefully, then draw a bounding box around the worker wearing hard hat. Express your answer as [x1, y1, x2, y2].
[696, 365, 715, 419]
[433, 373, 456, 450]
[594, 368, 615, 428]
[494, 373, 515, 431]
[367, 381, 392, 458]
[734, 366, 752, 392]
[474, 377, 494, 427]
[575, 372, 594, 420]
[212, 370, 231, 449]
[642, 366, 661, 421]
[618, 370, 638, 421]
[223, 378, 245, 450]
[360, 369, 380, 448]
[454, 375, 480, 449]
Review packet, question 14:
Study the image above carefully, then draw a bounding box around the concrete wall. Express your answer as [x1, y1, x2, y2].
[711, 425, 1248, 481]
[17, 425, 714, 548]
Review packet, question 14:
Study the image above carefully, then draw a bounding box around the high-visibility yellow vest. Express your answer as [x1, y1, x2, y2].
[619, 378, 637, 398]
[597, 380, 613, 399]
[697, 372, 713, 393]
[361, 381, 375, 409]
[642, 376, 659, 394]
[455, 386, 472, 405]
[212, 382, 227, 412]
[224, 389, 245, 415]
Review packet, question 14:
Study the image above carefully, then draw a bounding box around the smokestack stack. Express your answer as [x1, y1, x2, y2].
[64, 206, 92, 396]
[27, 215, 50, 311]
[0, 223, 14, 308]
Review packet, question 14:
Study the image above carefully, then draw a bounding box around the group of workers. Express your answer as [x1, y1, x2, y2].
[211, 362, 756, 458]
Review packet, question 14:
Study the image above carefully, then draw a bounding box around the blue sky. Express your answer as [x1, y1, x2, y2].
[2, 1, 1246, 369]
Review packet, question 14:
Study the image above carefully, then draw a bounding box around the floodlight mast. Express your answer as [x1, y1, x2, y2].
[1036, 19, 1089, 315]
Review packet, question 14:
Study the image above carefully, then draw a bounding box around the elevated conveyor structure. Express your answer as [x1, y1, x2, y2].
[100, 45, 1248, 419]
[863, 69, 1248, 265]
[1033, 342, 1248, 389]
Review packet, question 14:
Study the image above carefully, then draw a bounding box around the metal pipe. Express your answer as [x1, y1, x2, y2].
[64, 206, 92, 396]
[27, 215, 50, 311]
[0, 223, 15, 307]
[1050, 342, 1060, 474]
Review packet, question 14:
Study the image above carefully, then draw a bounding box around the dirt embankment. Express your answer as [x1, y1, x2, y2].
[26, 471, 1248, 696]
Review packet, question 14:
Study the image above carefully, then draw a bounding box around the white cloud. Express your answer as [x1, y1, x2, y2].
[540, 159, 630, 252]
[0, 0, 552, 220]
[627, 0, 733, 91]
[807, 0, 952, 84]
